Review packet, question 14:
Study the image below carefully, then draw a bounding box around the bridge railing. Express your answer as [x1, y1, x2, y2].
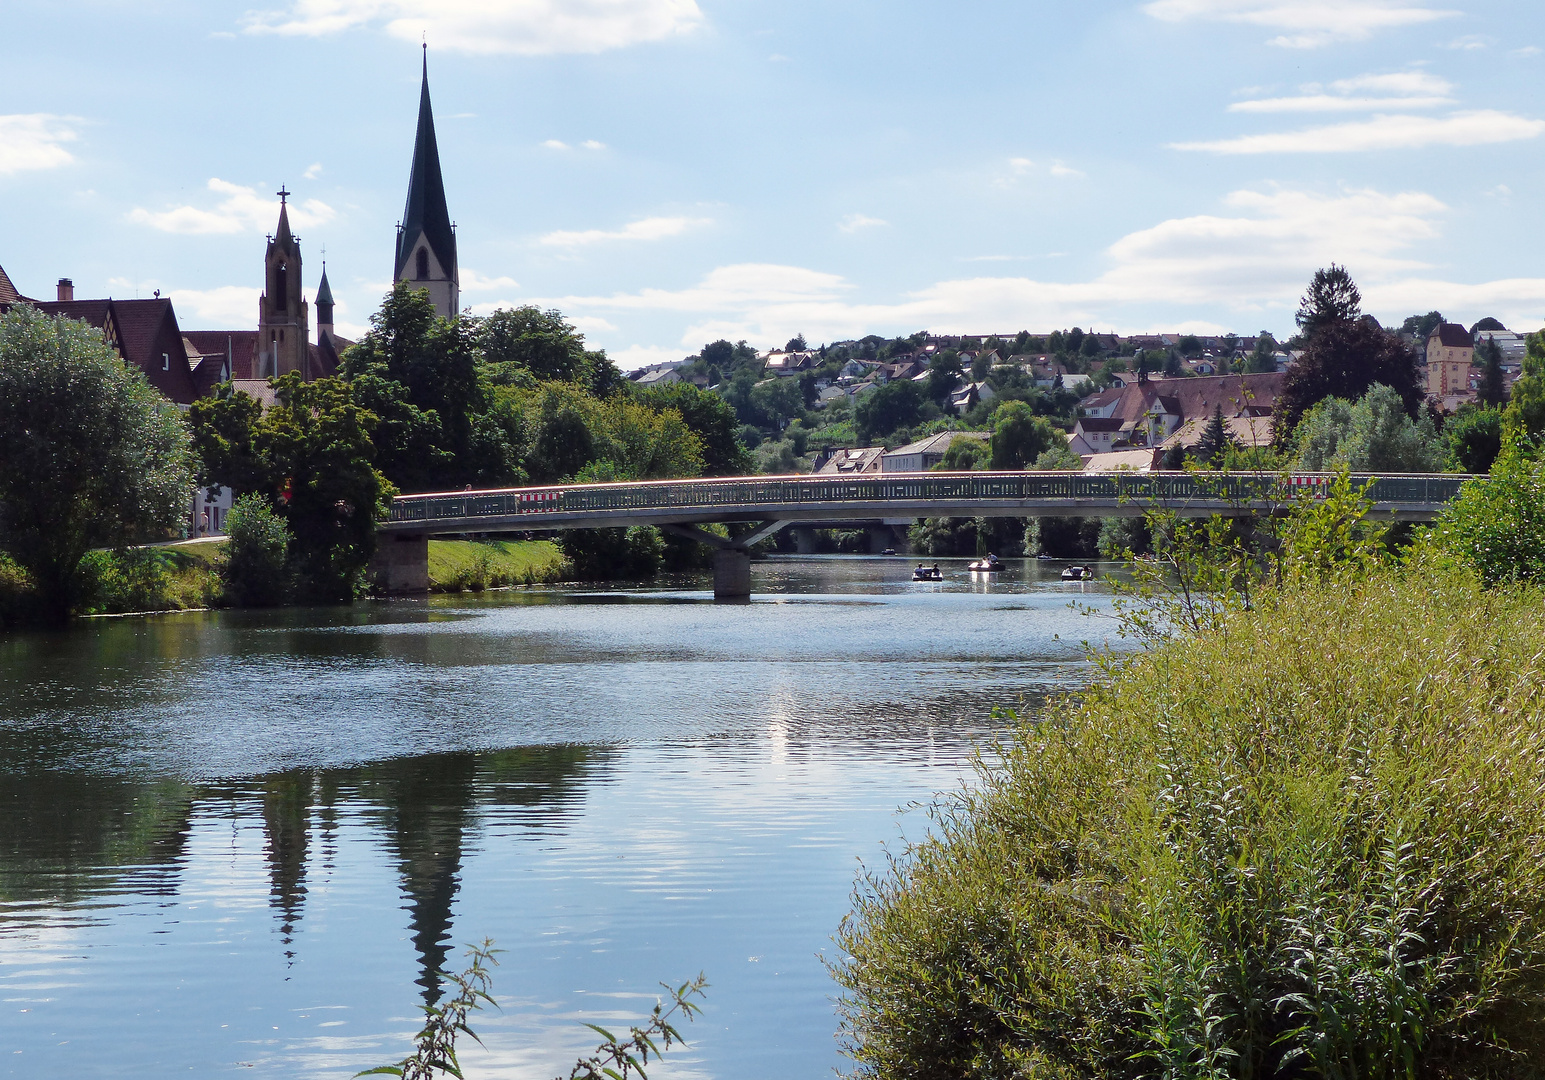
[387, 471, 1474, 525]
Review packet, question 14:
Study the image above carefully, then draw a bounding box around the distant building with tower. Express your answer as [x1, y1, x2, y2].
[394, 47, 460, 319]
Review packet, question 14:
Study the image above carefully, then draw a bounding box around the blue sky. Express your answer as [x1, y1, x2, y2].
[2, 0, 1542, 369]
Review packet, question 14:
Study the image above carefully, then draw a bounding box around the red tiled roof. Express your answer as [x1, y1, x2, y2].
[184, 330, 259, 380]
[1106, 372, 1284, 425]
[0, 264, 27, 304]
[1430, 323, 1473, 350]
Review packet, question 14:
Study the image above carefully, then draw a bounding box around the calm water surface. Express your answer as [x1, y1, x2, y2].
[0, 556, 1119, 1078]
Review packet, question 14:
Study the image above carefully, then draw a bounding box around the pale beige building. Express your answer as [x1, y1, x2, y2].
[1426, 323, 1474, 402]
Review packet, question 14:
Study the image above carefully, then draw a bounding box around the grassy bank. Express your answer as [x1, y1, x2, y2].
[834, 560, 1545, 1078]
[427, 538, 568, 592]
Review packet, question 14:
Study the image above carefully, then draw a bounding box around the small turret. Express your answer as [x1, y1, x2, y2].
[315, 263, 335, 343]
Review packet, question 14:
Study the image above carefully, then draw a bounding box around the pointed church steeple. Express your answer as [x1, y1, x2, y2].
[394, 46, 459, 319]
[258, 188, 310, 379]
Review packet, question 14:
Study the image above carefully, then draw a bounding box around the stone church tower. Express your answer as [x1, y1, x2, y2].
[257, 189, 311, 378]
[395, 47, 459, 318]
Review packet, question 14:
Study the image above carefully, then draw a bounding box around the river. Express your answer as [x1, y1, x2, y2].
[0, 555, 1119, 1078]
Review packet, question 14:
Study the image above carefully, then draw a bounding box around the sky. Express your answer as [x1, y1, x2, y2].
[2, 0, 1543, 370]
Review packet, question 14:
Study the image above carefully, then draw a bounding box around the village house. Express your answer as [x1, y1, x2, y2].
[813, 446, 885, 475]
[1068, 416, 1124, 455]
[880, 430, 991, 473]
[1075, 372, 1284, 452]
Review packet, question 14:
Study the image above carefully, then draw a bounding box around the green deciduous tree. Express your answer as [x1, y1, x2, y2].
[934, 436, 991, 471]
[0, 306, 193, 621]
[1443, 405, 1503, 474]
[1503, 331, 1545, 448]
[989, 400, 1060, 469]
[1279, 316, 1422, 432]
[1243, 332, 1279, 374]
[222, 492, 291, 607]
[635, 382, 751, 476]
[1400, 310, 1446, 340]
[855, 379, 925, 443]
[1294, 384, 1439, 473]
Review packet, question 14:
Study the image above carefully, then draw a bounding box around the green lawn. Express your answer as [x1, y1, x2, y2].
[427, 539, 568, 592]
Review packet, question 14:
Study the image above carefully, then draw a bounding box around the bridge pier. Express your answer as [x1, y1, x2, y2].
[371, 533, 430, 595]
[713, 549, 752, 600]
[792, 527, 818, 555]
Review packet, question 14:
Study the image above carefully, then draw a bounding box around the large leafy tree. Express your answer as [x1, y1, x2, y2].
[636, 382, 751, 475]
[990, 400, 1060, 469]
[1293, 384, 1438, 473]
[1279, 316, 1422, 432]
[1444, 405, 1503, 474]
[855, 379, 925, 443]
[478, 305, 623, 396]
[190, 375, 388, 599]
[0, 306, 193, 621]
[1504, 331, 1545, 449]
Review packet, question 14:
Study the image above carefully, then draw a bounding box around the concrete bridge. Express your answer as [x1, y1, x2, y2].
[373, 470, 1473, 598]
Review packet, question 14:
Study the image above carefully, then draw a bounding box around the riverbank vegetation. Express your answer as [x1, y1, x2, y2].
[427, 539, 568, 592]
[833, 458, 1545, 1078]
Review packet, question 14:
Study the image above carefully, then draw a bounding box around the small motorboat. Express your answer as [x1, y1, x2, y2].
[882, 548, 897, 556]
[967, 554, 1001, 573]
[912, 564, 944, 582]
[1061, 565, 1093, 581]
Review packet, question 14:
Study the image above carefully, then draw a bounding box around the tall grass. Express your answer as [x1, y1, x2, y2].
[427, 539, 568, 593]
[833, 561, 1545, 1079]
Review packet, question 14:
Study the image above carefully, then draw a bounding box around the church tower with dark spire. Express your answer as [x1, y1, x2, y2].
[395, 46, 459, 318]
[258, 188, 311, 378]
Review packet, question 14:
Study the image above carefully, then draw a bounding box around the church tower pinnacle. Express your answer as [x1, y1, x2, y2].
[395, 46, 459, 319]
[258, 187, 311, 378]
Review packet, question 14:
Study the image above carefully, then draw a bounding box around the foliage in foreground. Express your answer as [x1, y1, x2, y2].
[0, 306, 194, 622]
[834, 558, 1545, 1078]
[360, 941, 706, 1080]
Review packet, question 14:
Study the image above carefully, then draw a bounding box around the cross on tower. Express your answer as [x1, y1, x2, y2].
[277, 186, 290, 204]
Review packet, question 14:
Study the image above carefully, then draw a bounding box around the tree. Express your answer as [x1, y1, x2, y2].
[1400, 311, 1446, 341]
[1196, 405, 1234, 466]
[1177, 334, 1201, 357]
[969, 351, 991, 382]
[1294, 384, 1439, 473]
[1296, 264, 1362, 337]
[1477, 335, 1507, 407]
[855, 379, 925, 443]
[1065, 328, 1085, 356]
[221, 493, 290, 607]
[784, 333, 808, 352]
[749, 377, 804, 430]
[1242, 332, 1279, 374]
[990, 400, 1060, 469]
[0, 306, 193, 621]
[1163, 350, 1184, 378]
[1470, 316, 1505, 334]
[935, 436, 991, 471]
[926, 350, 963, 406]
[1279, 317, 1422, 432]
[1504, 332, 1545, 449]
[635, 382, 751, 475]
[1443, 405, 1503, 474]
[478, 304, 590, 383]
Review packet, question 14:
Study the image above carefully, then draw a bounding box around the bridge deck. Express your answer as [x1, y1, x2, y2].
[381, 471, 1473, 535]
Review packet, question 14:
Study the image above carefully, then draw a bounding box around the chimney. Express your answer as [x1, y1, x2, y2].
[57, 278, 74, 302]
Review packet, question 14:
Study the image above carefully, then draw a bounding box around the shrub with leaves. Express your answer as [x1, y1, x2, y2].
[1435, 448, 1545, 587]
[222, 493, 292, 607]
[834, 558, 1545, 1078]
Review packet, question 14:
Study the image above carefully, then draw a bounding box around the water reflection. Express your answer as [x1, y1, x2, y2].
[0, 558, 1120, 1078]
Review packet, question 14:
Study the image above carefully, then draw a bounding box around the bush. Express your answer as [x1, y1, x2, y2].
[834, 563, 1545, 1078]
[222, 494, 291, 607]
[559, 526, 664, 581]
[1435, 451, 1545, 587]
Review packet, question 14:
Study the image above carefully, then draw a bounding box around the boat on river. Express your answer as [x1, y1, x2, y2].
[966, 554, 1001, 573]
[912, 564, 944, 581]
[1061, 565, 1093, 581]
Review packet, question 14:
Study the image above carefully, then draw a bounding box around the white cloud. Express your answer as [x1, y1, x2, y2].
[768, 52, 790, 62]
[530, 187, 1545, 343]
[1144, 0, 1459, 48]
[581, 139, 606, 150]
[165, 285, 263, 328]
[303, 162, 323, 179]
[460, 267, 519, 291]
[1008, 157, 1034, 172]
[242, 0, 704, 56]
[568, 315, 619, 336]
[1513, 46, 1542, 57]
[1446, 34, 1489, 50]
[129, 179, 336, 235]
[1174, 110, 1545, 153]
[538, 215, 710, 247]
[0, 114, 79, 175]
[838, 213, 888, 233]
[1049, 160, 1085, 178]
[1231, 72, 1454, 112]
[542, 139, 570, 149]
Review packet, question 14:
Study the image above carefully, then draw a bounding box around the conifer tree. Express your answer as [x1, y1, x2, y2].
[1196, 404, 1232, 467]
[1478, 335, 1507, 407]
